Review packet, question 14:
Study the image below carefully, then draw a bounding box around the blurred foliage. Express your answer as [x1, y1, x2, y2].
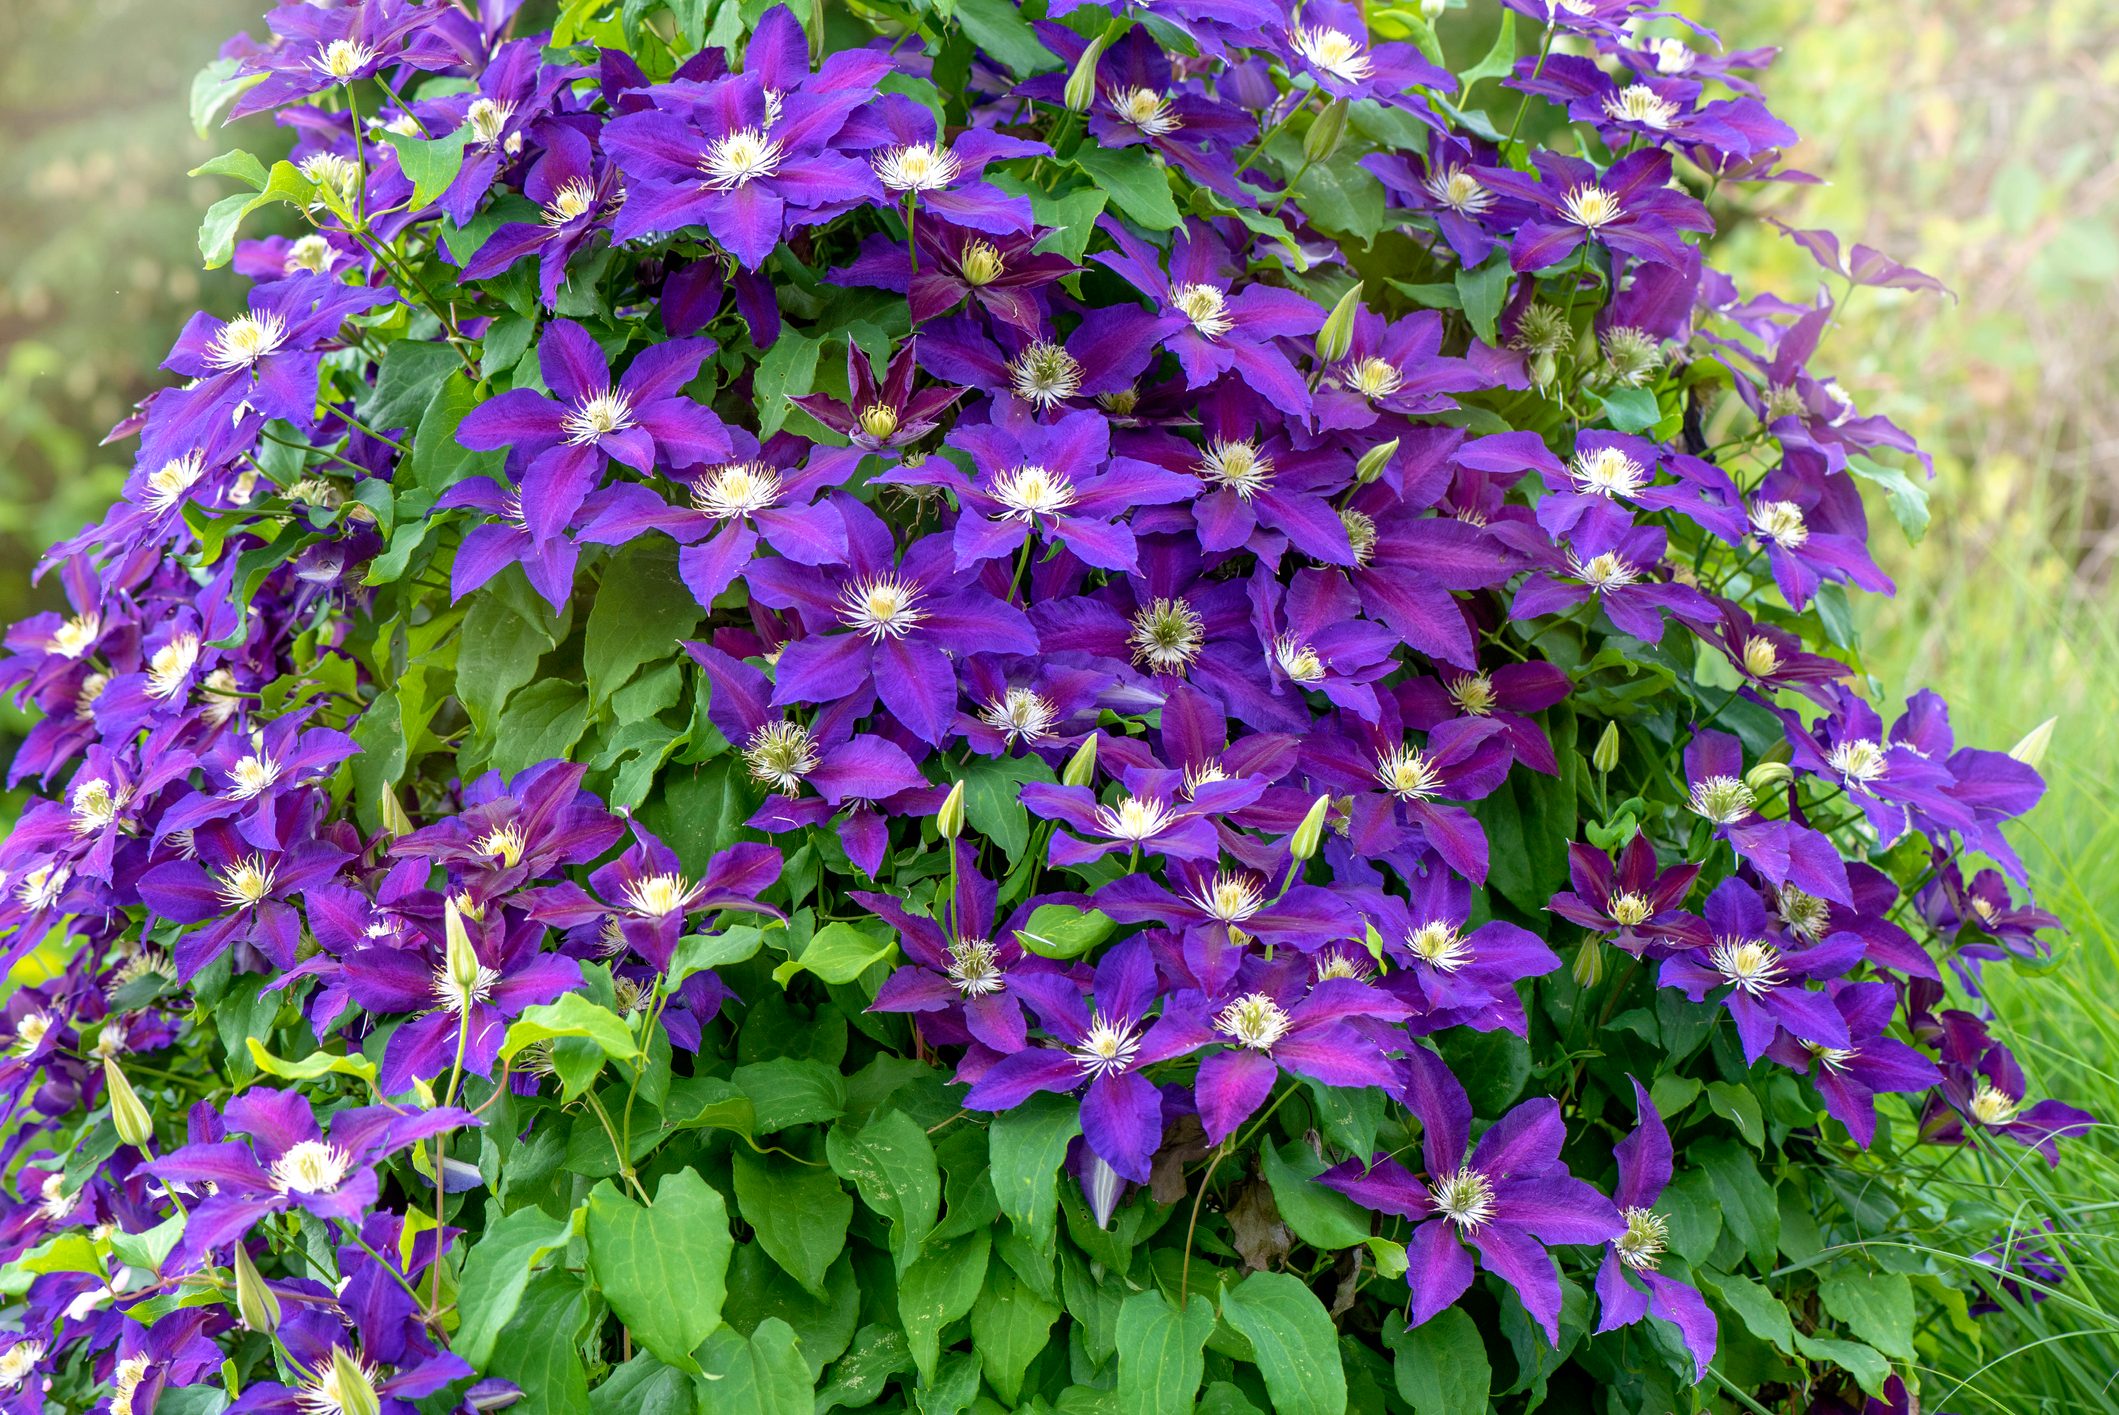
[0, 0, 269, 620]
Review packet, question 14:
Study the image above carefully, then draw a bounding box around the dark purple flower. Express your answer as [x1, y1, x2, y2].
[1549, 833, 1710, 957]
[839, 94, 1047, 235]
[836, 222, 1080, 332]
[153, 713, 359, 853]
[1507, 519, 1715, 646]
[1765, 981, 1939, 1146]
[391, 760, 625, 891]
[1480, 149, 1713, 273]
[1321, 1048, 1621, 1343]
[137, 819, 351, 981]
[1279, 1, 1450, 107]
[1361, 865, 1560, 1036]
[436, 475, 580, 612]
[1682, 729, 1851, 906]
[1921, 1010, 2095, 1166]
[1020, 763, 1260, 869]
[790, 340, 967, 454]
[454, 121, 625, 305]
[230, 0, 457, 118]
[1658, 877, 1862, 1063]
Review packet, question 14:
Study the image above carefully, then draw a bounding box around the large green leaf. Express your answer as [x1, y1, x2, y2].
[453, 1201, 581, 1368]
[970, 1264, 1061, 1404]
[1115, 1290, 1214, 1415]
[585, 540, 703, 710]
[697, 1317, 811, 1414]
[825, 1110, 939, 1276]
[1071, 146, 1182, 231]
[585, 1169, 733, 1374]
[1383, 1309, 1490, 1415]
[732, 1147, 851, 1297]
[1260, 1142, 1371, 1250]
[899, 1229, 989, 1380]
[987, 1092, 1081, 1258]
[1219, 1271, 1347, 1415]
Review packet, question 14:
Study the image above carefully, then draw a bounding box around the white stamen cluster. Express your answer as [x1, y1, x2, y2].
[1560, 183, 1623, 230]
[1423, 165, 1494, 215]
[1374, 745, 1443, 802]
[476, 821, 527, 869]
[958, 240, 1007, 286]
[47, 611, 101, 659]
[227, 752, 283, 800]
[1429, 1165, 1496, 1230]
[744, 721, 820, 793]
[1069, 1011, 1142, 1077]
[1570, 445, 1650, 499]
[1009, 342, 1083, 409]
[1827, 738, 1888, 785]
[1093, 795, 1178, 842]
[466, 97, 517, 149]
[1274, 634, 1326, 684]
[1109, 87, 1181, 136]
[1968, 1081, 2020, 1127]
[1169, 283, 1233, 338]
[1405, 921, 1474, 972]
[1128, 596, 1205, 673]
[295, 1349, 380, 1415]
[1741, 636, 1782, 678]
[1606, 891, 1654, 927]
[700, 129, 785, 189]
[216, 855, 278, 910]
[837, 574, 928, 641]
[1341, 508, 1378, 565]
[313, 38, 379, 79]
[1567, 550, 1642, 591]
[1688, 774, 1756, 825]
[1215, 992, 1294, 1051]
[432, 960, 501, 1015]
[1186, 870, 1265, 924]
[70, 777, 130, 835]
[206, 311, 290, 372]
[1602, 84, 1680, 130]
[1446, 673, 1496, 716]
[873, 143, 962, 193]
[1776, 885, 1832, 941]
[0, 1341, 46, 1391]
[562, 389, 637, 445]
[1341, 356, 1404, 401]
[689, 461, 783, 519]
[623, 872, 702, 918]
[147, 634, 202, 700]
[1708, 938, 1785, 995]
[543, 176, 600, 225]
[1198, 438, 1274, 498]
[979, 687, 1058, 746]
[990, 463, 1078, 519]
[271, 1139, 353, 1195]
[1614, 1206, 1669, 1270]
[144, 454, 209, 515]
[946, 938, 1005, 997]
[11, 1012, 53, 1057]
[1292, 26, 1373, 83]
[1749, 499, 1809, 548]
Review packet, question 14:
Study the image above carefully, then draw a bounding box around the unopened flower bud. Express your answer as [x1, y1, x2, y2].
[444, 897, 482, 997]
[1316, 281, 1362, 366]
[377, 781, 413, 838]
[330, 1347, 382, 1415]
[1418, 0, 1446, 18]
[1063, 34, 1107, 114]
[232, 1242, 281, 1334]
[1592, 721, 1621, 774]
[1061, 733, 1099, 788]
[937, 780, 966, 840]
[2008, 716, 2055, 772]
[103, 1058, 153, 1151]
[1572, 936, 1605, 987]
[1744, 760, 1794, 795]
[1290, 794, 1331, 861]
[1354, 438, 1399, 485]
[1303, 98, 1351, 166]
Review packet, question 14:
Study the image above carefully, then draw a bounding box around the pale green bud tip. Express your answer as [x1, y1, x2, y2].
[1061, 733, 1099, 788]
[1743, 760, 1794, 794]
[1354, 438, 1399, 485]
[2008, 716, 2055, 772]
[1592, 722, 1621, 773]
[377, 780, 413, 837]
[1418, 0, 1446, 18]
[103, 1057, 153, 1151]
[937, 780, 967, 839]
[1572, 936, 1605, 987]
[233, 1242, 282, 1334]
[1290, 794, 1331, 861]
[330, 1347, 383, 1415]
[1063, 35, 1107, 113]
[443, 897, 482, 994]
[1316, 279, 1362, 365]
[1303, 97, 1351, 166]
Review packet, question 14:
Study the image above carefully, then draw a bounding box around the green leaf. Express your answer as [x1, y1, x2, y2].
[1218, 1271, 1347, 1415]
[816, 1324, 912, 1415]
[1260, 1142, 1370, 1250]
[697, 1317, 811, 1413]
[1071, 146, 1182, 231]
[502, 993, 640, 1062]
[1793, 1333, 1891, 1400]
[379, 122, 473, 211]
[1115, 1290, 1214, 1415]
[453, 1201, 581, 1368]
[1455, 254, 1511, 347]
[826, 1110, 939, 1276]
[586, 1169, 732, 1374]
[1816, 1269, 1915, 1361]
[899, 1230, 990, 1381]
[1456, 10, 1517, 92]
[245, 1039, 379, 1089]
[1383, 1308, 1490, 1415]
[732, 1147, 851, 1298]
[731, 1057, 846, 1131]
[190, 57, 263, 137]
[489, 1270, 590, 1415]
[490, 680, 591, 778]
[1708, 1271, 1793, 1354]
[457, 574, 561, 736]
[668, 926, 765, 989]
[364, 340, 464, 435]
[949, 0, 1058, 75]
[585, 540, 703, 710]
[1016, 903, 1117, 959]
[754, 328, 821, 438]
[961, 752, 1050, 861]
[770, 919, 896, 988]
[1698, 1138, 1778, 1269]
[1703, 1080, 1765, 1151]
[988, 1092, 1081, 1258]
[107, 1213, 185, 1274]
[197, 160, 319, 269]
[189, 149, 268, 188]
[1847, 454, 1930, 544]
[1596, 385, 1661, 434]
[970, 1264, 1062, 1404]
[589, 1354, 697, 1415]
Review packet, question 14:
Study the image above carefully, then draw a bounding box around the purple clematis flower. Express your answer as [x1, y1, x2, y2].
[453, 319, 731, 539]
[149, 1087, 472, 1262]
[436, 475, 580, 612]
[1480, 148, 1713, 273]
[342, 905, 581, 1097]
[1168, 955, 1406, 1143]
[1658, 877, 1861, 1064]
[1744, 453, 1893, 610]
[576, 432, 855, 608]
[746, 495, 1038, 745]
[1548, 833, 1710, 957]
[1362, 865, 1560, 1036]
[836, 221, 1080, 333]
[1098, 857, 1360, 951]
[1921, 1010, 2095, 1166]
[603, 69, 879, 269]
[1508, 518, 1715, 646]
[960, 936, 1194, 1182]
[137, 819, 351, 981]
[1321, 1048, 1621, 1343]
[1022, 763, 1262, 869]
[1593, 1081, 1718, 1380]
[1765, 981, 1940, 1147]
[230, 0, 457, 119]
[1691, 595, 1848, 705]
[1313, 309, 1492, 431]
[1399, 661, 1573, 777]
[1279, 1, 1451, 108]
[839, 95, 1047, 235]
[1682, 729, 1851, 906]
[153, 713, 359, 852]
[391, 760, 625, 892]
[1073, 217, 1324, 420]
[454, 121, 624, 305]
[1300, 713, 1511, 881]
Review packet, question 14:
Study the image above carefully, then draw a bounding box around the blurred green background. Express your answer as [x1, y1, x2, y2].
[2, 0, 2115, 1405]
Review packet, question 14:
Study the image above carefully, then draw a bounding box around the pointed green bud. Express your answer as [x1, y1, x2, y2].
[1315, 280, 1362, 366]
[1061, 733, 1099, 788]
[1418, 0, 1446, 17]
[330, 1347, 382, 1415]
[1572, 936, 1605, 988]
[103, 1057, 153, 1151]
[1063, 34, 1108, 114]
[1289, 794, 1331, 861]
[1756, 739, 1793, 766]
[232, 1242, 281, 1334]
[1303, 97, 1351, 166]
[937, 780, 967, 840]
[377, 781, 413, 838]
[443, 896, 482, 997]
[1354, 437, 1400, 485]
[2008, 716, 2056, 772]
[1592, 721, 1621, 774]
[1743, 760, 1794, 795]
